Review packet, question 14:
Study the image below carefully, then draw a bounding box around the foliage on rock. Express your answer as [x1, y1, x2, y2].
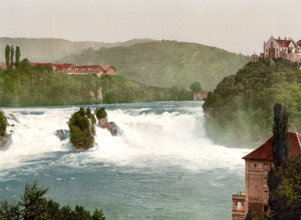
[203, 58, 301, 147]
[68, 108, 96, 149]
[95, 108, 107, 120]
[0, 110, 7, 140]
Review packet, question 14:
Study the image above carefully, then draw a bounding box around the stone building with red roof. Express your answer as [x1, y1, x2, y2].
[232, 132, 301, 220]
[261, 36, 301, 63]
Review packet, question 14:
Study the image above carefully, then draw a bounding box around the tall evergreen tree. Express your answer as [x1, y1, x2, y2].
[15, 46, 21, 68]
[10, 45, 14, 70]
[272, 103, 289, 170]
[5, 45, 10, 70]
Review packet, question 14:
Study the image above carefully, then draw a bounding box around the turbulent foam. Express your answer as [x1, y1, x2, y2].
[0, 102, 250, 174]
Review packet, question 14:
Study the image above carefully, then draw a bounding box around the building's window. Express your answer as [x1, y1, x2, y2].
[264, 177, 268, 185]
[254, 163, 257, 168]
[266, 49, 268, 53]
[236, 202, 243, 210]
[264, 191, 269, 198]
[264, 205, 269, 212]
[264, 164, 269, 171]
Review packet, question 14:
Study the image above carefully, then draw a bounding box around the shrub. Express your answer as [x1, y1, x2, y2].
[95, 108, 107, 120]
[0, 110, 7, 140]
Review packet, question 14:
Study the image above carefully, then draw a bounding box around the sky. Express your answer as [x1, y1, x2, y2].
[1, 0, 301, 55]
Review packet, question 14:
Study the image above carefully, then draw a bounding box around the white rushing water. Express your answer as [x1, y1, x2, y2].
[0, 101, 251, 219]
[0, 102, 248, 172]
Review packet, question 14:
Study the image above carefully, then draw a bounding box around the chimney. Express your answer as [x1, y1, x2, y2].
[279, 37, 280, 40]
[285, 37, 287, 40]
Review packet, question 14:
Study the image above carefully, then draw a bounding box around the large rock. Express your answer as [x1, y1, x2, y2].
[0, 134, 12, 151]
[55, 129, 70, 141]
[97, 116, 117, 136]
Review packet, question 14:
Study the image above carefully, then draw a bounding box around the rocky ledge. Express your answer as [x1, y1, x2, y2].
[97, 116, 118, 136]
[0, 134, 12, 151]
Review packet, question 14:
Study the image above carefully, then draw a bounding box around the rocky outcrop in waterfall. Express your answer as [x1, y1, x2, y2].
[55, 129, 70, 141]
[95, 108, 117, 136]
[0, 110, 13, 151]
[68, 108, 96, 150]
[0, 134, 12, 151]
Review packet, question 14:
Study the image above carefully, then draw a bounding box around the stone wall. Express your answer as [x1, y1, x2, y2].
[193, 92, 208, 101]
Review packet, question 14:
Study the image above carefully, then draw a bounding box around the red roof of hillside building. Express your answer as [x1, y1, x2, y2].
[74, 65, 101, 69]
[101, 65, 115, 71]
[243, 132, 301, 161]
[276, 39, 297, 48]
[53, 63, 74, 68]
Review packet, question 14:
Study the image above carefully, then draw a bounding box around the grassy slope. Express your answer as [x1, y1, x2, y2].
[60, 40, 250, 91]
[0, 67, 191, 107]
[203, 58, 301, 148]
[0, 37, 156, 62]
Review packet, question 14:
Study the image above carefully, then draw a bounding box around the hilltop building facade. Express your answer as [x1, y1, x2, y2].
[232, 132, 301, 220]
[253, 36, 301, 63]
[0, 62, 117, 77]
[31, 63, 117, 76]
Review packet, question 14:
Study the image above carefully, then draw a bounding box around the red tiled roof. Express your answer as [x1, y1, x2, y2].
[243, 132, 301, 161]
[74, 65, 101, 69]
[53, 63, 74, 68]
[101, 65, 115, 71]
[276, 39, 297, 48]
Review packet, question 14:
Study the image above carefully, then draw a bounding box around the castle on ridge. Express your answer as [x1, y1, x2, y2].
[251, 36, 301, 63]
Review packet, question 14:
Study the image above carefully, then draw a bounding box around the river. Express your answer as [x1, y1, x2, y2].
[0, 101, 250, 219]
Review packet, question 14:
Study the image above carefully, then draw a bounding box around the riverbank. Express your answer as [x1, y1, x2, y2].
[0, 67, 192, 107]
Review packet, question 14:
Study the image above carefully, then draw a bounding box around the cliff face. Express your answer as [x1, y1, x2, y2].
[203, 59, 301, 148]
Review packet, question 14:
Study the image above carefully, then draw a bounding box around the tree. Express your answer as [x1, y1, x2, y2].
[0, 201, 21, 220]
[5, 45, 10, 70]
[268, 157, 301, 219]
[0, 182, 106, 220]
[10, 45, 14, 70]
[15, 46, 21, 68]
[272, 103, 289, 170]
[21, 58, 31, 69]
[189, 81, 202, 92]
[20, 182, 49, 220]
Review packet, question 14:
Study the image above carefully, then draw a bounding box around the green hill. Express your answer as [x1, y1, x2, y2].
[0, 37, 156, 63]
[59, 40, 249, 91]
[0, 66, 191, 107]
[203, 58, 301, 148]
